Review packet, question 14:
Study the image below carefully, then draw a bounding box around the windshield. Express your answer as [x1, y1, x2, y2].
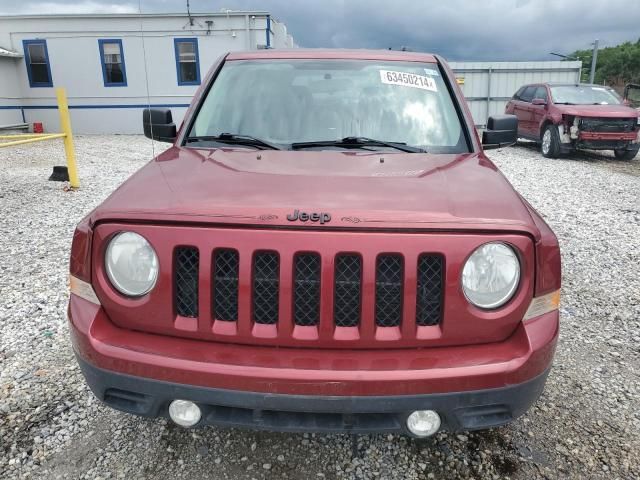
[189, 59, 468, 153]
[550, 85, 622, 105]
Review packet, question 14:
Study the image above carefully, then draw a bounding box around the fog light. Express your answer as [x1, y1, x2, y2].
[168, 400, 201, 427]
[406, 410, 441, 437]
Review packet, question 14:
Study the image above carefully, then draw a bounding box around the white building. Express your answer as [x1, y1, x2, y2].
[0, 12, 295, 134]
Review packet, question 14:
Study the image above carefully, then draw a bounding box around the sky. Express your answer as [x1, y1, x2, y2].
[1, 0, 639, 61]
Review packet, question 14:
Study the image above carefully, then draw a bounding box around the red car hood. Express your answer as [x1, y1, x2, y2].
[91, 147, 538, 236]
[555, 103, 639, 118]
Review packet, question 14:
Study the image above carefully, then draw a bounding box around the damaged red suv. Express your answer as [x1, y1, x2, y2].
[506, 82, 640, 159]
[68, 49, 561, 438]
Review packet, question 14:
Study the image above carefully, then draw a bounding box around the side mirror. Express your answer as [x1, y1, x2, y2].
[482, 114, 518, 150]
[143, 108, 177, 143]
[623, 83, 640, 109]
[531, 98, 547, 106]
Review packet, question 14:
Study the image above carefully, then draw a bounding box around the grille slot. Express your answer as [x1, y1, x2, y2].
[293, 253, 321, 326]
[213, 249, 239, 321]
[253, 252, 279, 325]
[416, 255, 444, 326]
[375, 255, 403, 327]
[175, 247, 199, 318]
[334, 254, 362, 327]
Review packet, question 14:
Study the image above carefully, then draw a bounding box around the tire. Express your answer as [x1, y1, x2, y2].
[613, 145, 639, 160]
[541, 125, 561, 158]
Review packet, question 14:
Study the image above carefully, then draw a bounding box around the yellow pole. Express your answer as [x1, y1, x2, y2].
[56, 88, 80, 188]
[0, 134, 66, 148]
[0, 133, 60, 139]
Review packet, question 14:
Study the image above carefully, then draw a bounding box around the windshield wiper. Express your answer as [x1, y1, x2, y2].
[291, 136, 426, 153]
[553, 102, 575, 105]
[185, 133, 282, 150]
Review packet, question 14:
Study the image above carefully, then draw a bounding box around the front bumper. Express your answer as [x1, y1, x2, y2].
[573, 130, 638, 151]
[77, 353, 550, 435]
[69, 294, 558, 434]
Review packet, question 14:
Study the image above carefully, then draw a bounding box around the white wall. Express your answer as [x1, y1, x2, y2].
[0, 13, 294, 133]
[0, 57, 24, 126]
[270, 19, 295, 49]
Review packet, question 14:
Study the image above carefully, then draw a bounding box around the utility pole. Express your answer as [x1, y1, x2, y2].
[589, 39, 599, 84]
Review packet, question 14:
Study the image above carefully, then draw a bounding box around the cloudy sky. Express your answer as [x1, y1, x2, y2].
[1, 0, 639, 61]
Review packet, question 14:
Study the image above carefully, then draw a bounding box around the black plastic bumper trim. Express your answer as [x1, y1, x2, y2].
[76, 353, 550, 436]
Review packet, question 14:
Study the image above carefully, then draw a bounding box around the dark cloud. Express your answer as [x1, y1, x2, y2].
[1, 0, 639, 60]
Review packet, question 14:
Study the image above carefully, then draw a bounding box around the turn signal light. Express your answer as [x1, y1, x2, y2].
[523, 289, 560, 321]
[69, 275, 101, 305]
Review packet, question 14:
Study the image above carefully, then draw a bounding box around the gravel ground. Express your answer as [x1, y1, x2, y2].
[0, 135, 638, 480]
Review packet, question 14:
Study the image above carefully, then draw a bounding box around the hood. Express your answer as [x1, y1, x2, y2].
[92, 147, 537, 235]
[555, 103, 640, 118]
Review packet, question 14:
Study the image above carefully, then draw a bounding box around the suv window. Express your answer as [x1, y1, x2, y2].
[550, 85, 622, 105]
[513, 86, 525, 100]
[533, 86, 548, 102]
[189, 59, 469, 153]
[519, 86, 537, 103]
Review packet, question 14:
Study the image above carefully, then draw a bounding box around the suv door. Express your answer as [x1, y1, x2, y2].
[530, 86, 549, 139]
[512, 86, 536, 137]
[505, 86, 524, 116]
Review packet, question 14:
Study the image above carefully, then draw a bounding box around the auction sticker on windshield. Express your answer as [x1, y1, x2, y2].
[379, 70, 437, 92]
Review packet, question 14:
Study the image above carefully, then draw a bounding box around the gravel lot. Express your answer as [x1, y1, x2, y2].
[0, 135, 638, 480]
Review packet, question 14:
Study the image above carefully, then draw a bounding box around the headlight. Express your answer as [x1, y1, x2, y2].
[462, 242, 520, 309]
[105, 231, 159, 296]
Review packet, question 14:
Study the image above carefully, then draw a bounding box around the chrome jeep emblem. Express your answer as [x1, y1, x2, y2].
[287, 209, 331, 224]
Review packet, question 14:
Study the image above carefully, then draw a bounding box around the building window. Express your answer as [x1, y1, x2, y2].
[23, 39, 53, 88]
[98, 39, 127, 87]
[174, 38, 200, 85]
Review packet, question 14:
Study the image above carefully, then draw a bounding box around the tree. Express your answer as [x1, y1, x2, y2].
[569, 39, 640, 87]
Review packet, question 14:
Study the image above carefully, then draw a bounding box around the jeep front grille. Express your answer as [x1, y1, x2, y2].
[174, 247, 445, 344]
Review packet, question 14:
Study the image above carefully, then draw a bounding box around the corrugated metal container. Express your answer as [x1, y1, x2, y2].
[449, 61, 582, 126]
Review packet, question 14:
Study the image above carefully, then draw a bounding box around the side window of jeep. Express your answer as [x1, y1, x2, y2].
[534, 86, 548, 102]
[513, 86, 525, 101]
[519, 86, 536, 103]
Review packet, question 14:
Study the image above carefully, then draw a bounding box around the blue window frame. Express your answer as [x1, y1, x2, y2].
[98, 39, 127, 87]
[174, 38, 201, 86]
[23, 39, 53, 88]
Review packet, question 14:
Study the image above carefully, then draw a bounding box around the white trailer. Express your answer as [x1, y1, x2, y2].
[0, 12, 295, 134]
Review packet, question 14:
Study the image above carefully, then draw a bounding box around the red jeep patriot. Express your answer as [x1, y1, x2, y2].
[68, 49, 561, 438]
[505, 82, 640, 159]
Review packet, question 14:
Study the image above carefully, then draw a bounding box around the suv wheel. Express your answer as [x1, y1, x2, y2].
[613, 145, 639, 160]
[541, 125, 561, 158]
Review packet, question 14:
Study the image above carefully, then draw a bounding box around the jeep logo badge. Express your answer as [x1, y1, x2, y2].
[287, 209, 331, 224]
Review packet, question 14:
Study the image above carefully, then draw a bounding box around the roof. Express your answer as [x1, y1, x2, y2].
[227, 48, 438, 63]
[544, 82, 608, 87]
[0, 46, 22, 58]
